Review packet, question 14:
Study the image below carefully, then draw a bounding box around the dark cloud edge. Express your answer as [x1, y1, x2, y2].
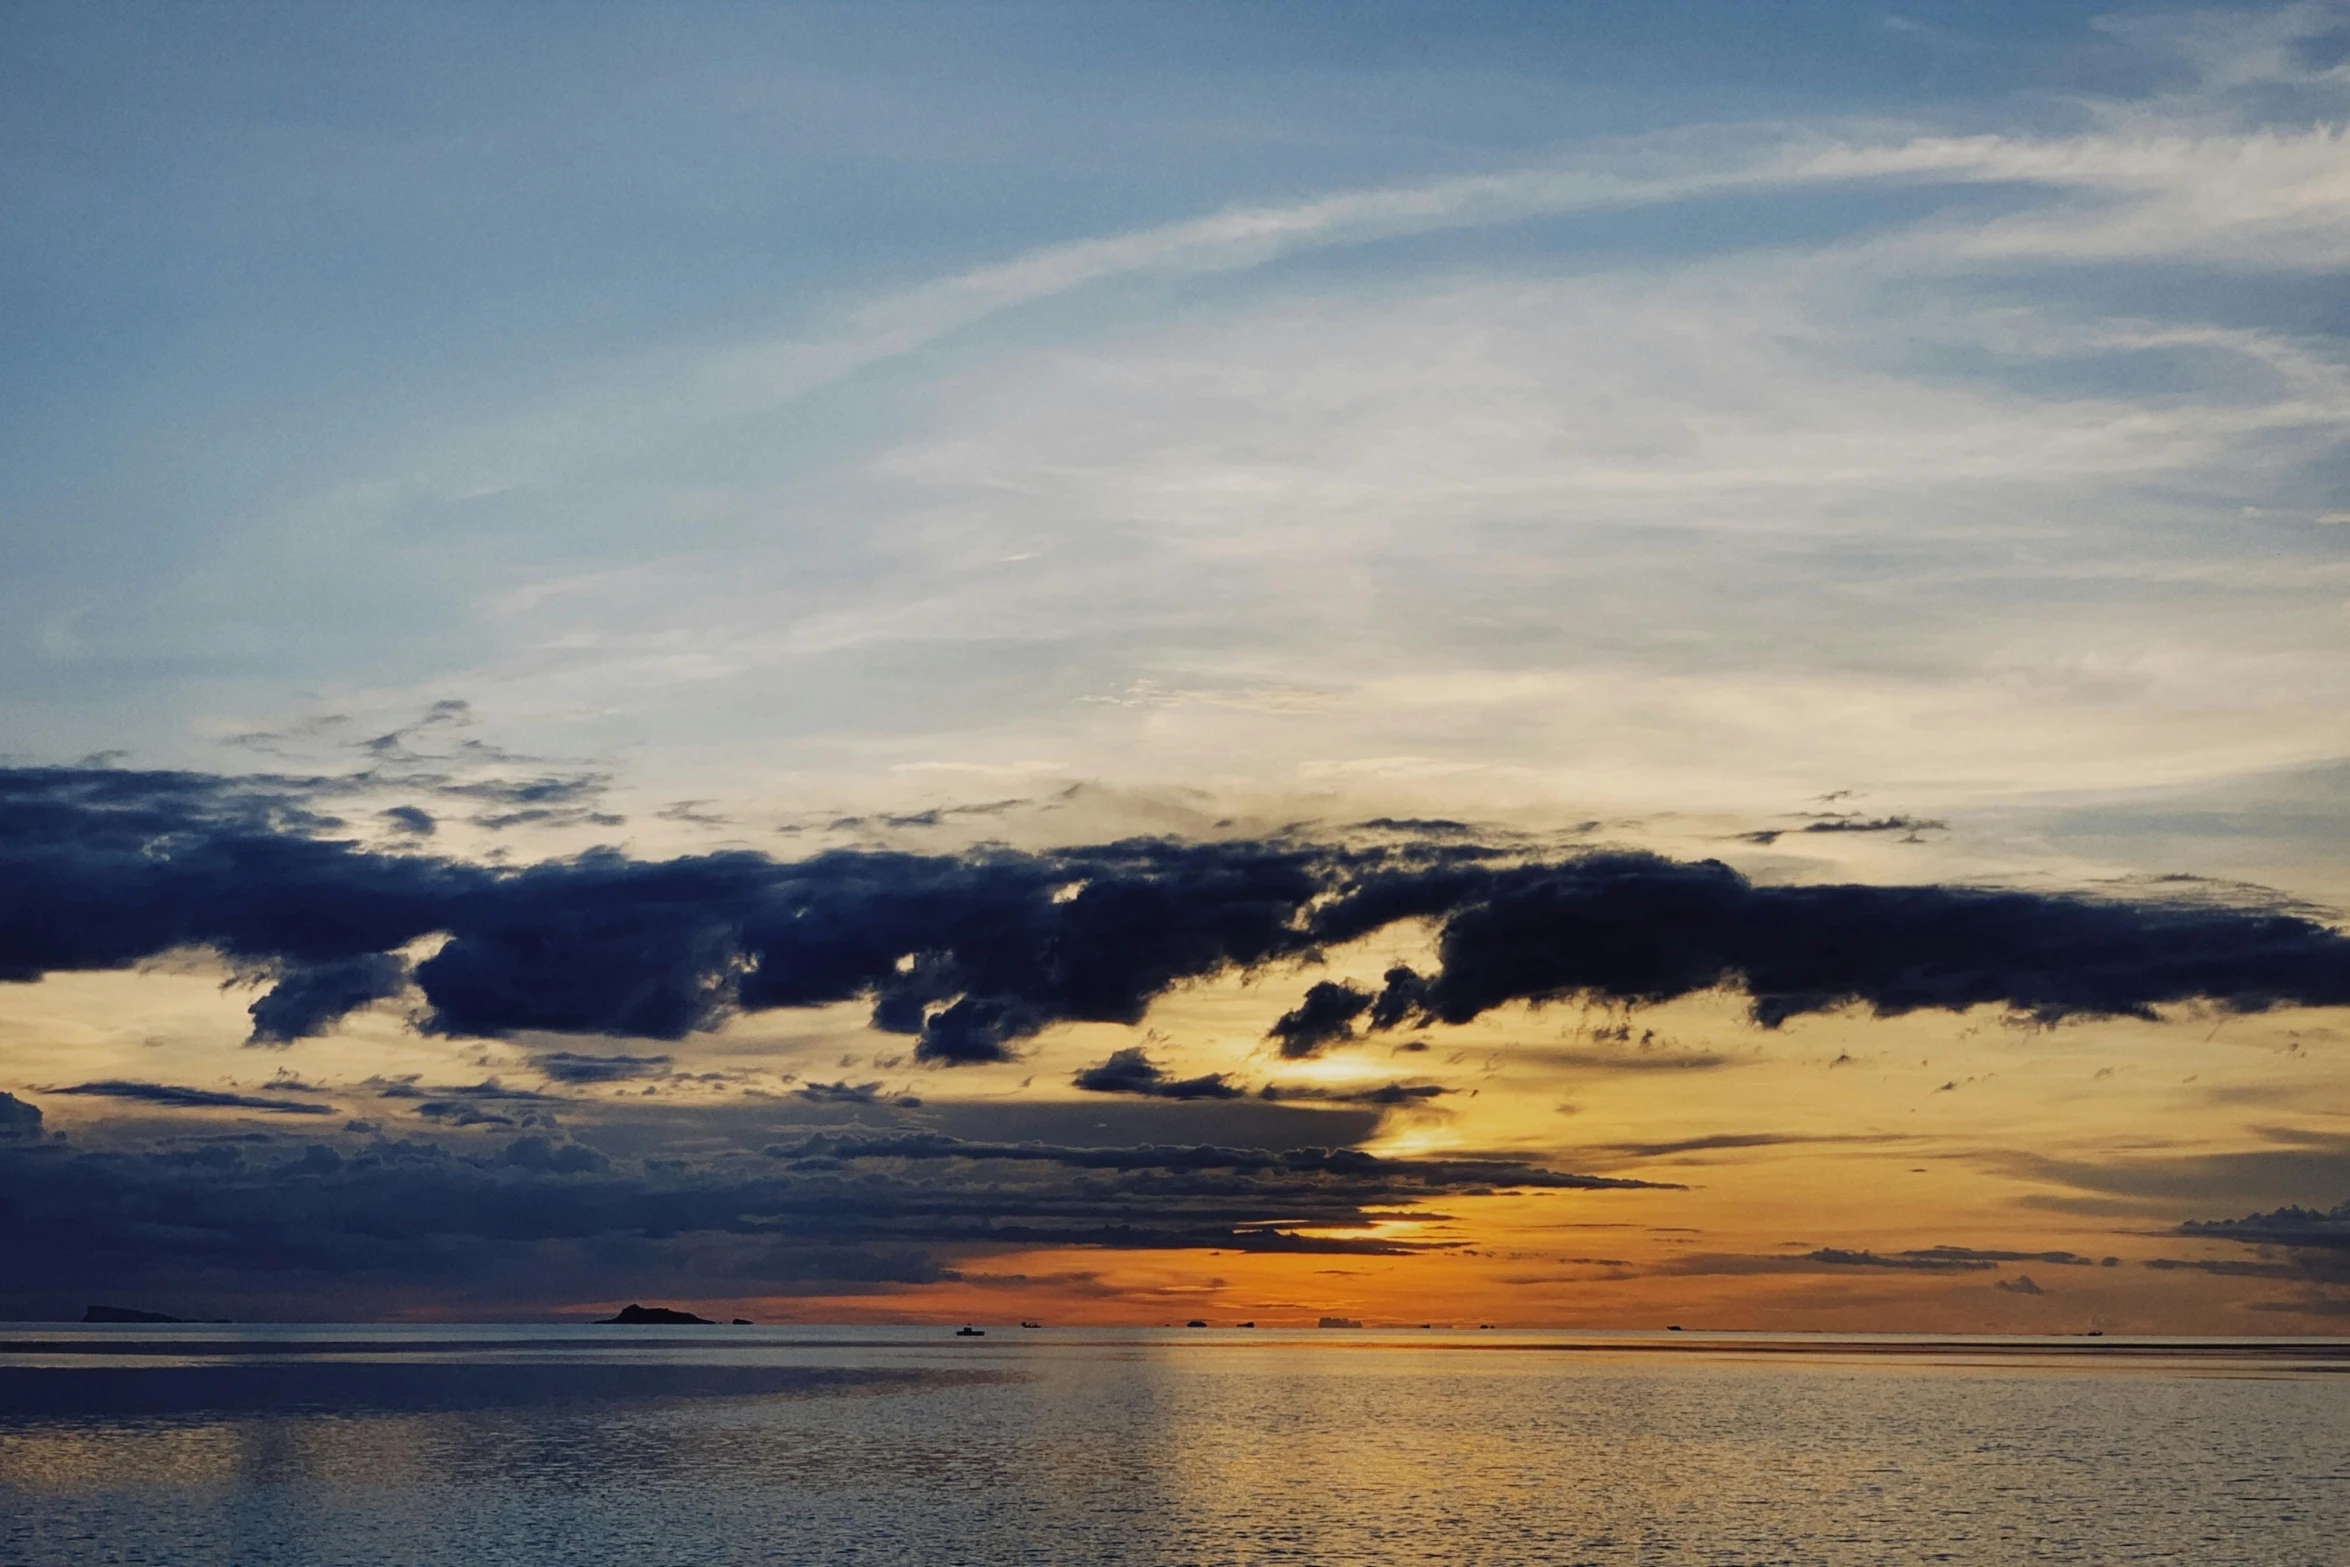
[0, 1091, 1679, 1314]
[8, 764, 2350, 1073]
[2178, 1200, 2350, 1317]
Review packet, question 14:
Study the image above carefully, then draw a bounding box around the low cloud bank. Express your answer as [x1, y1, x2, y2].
[2181, 1200, 2350, 1318]
[2183, 1201, 2350, 1252]
[0, 1115, 1654, 1317]
[1071, 1048, 1241, 1100]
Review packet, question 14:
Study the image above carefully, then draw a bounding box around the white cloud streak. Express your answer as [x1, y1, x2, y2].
[201, 6, 2350, 872]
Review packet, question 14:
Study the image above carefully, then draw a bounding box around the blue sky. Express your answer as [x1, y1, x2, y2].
[12, 1, 2347, 862]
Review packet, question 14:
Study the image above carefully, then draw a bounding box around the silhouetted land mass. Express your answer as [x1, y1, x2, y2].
[83, 1306, 184, 1323]
[600, 1304, 712, 1324]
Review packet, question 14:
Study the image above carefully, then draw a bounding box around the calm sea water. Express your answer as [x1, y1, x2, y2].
[2, 1326, 2345, 1566]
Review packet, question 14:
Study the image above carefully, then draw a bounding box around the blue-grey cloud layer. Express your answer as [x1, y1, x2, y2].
[9, 765, 2350, 1069]
[0, 1084, 1649, 1317]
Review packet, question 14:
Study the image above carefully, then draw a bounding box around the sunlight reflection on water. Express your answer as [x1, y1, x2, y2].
[2, 1328, 2345, 1565]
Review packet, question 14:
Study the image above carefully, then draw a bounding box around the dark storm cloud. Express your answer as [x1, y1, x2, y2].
[10, 766, 2350, 1072]
[1591, 1132, 1902, 1158]
[794, 1080, 924, 1108]
[470, 806, 629, 831]
[412, 1102, 521, 1127]
[501, 1134, 609, 1173]
[48, 1081, 337, 1116]
[1072, 1048, 1242, 1100]
[761, 1131, 1672, 1192]
[0, 766, 1341, 1062]
[1327, 851, 2350, 1031]
[434, 772, 626, 832]
[1267, 981, 1375, 1057]
[368, 1079, 568, 1129]
[1257, 1081, 1451, 1105]
[1654, 1242, 2118, 1280]
[529, 1051, 674, 1084]
[1803, 815, 1945, 835]
[1737, 815, 1946, 845]
[911, 994, 1045, 1065]
[1894, 1246, 2098, 1266]
[0, 1092, 44, 1139]
[416, 831, 1338, 1063]
[1658, 1249, 2002, 1277]
[2141, 1257, 2304, 1278]
[1802, 1247, 1998, 1271]
[1517, 1046, 1732, 1073]
[0, 766, 489, 1018]
[828, 798, 1031, 831]
[375, 1079, 565, 1104]
[246, 953, 410, 1044]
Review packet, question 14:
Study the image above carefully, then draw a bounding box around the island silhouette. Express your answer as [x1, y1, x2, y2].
[83, 1305, 184, 1323]
[600, 1303, 713, 1324]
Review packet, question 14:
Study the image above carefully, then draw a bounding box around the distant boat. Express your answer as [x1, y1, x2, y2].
[1020, 1320, 1042, 1329]
[1235, 1321, 1255, 1328]
[1186, 1319, 1208, 1327]
[1666, 1325, 1684, 1332]
[955, 1326, 985, 1336]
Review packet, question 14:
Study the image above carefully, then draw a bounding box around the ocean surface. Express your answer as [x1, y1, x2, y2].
[2, 1326, 2344, 1565]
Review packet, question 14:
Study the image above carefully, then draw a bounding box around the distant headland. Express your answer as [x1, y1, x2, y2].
[599, 1303, 714, 1324]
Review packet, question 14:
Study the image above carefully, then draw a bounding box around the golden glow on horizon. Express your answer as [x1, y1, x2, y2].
[7, 931, 2346, 1332]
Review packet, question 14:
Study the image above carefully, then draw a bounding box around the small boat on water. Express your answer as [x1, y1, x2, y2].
[955, 1326, 985, 1336]
[1020, 1320, 1042, 1329]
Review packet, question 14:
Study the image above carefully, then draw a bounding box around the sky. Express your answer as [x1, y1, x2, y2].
[3, 0, 2349, 1328]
